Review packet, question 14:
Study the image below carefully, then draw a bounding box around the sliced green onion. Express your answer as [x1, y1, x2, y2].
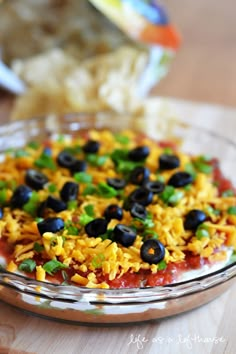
[110, 149, 128, 164]
[64, 221, 79, 235]
[110, 149, 142, 173]
[35, 217, 43, 223]
[97, 182, 117, 198]
[193, 159, 213, 174]
[131, 213, 155, 233]
[8, 180, 17, 190]
[47, 183, 57, 193]
[27, 141, 40, 150]
[84, 204, 95, 217]
[33, 242, 44, 253]
[196, 224, 210, 239]
[168, 191, 184, 205]
[156, 175, 165, 183]
[117, 161, 141, 174]
[227, 206, 236, 215]
[79, 213, 94, 226]
[163, 147, 173, 154]
[23, 204, 37, 216]
[100, 229, 113, 241]
[67, 200, 78, 211]
[158, 260, 167, 270]
[23, 191, 39, 216]
[86, 154, 108, 167]
[114, 134, 130, 145]
[0, 181, 7, 189]
[35, 153, 56, 170]
[184, 184, 191, 191]
[82, 184, 97, 196]
[143, 229, 159, 239]
[31, 191, 39, 203]
[74, 172, 92, 184]
[0, 189, 7, 204]
[0, 180, 16, 191]
[196, 228, 210, 239]
[205, 205, 220, 216]
[15, 149, 29, 158]
[64, 145, 81, 155]
[18, 259, 36, 273]
[5, 148, 14, 154]
[198, 155, 212, 162]
[141, 218, 155, 229]
[184, 163, 197, 180]
[43, 259, 68, 275]
[159, 185, 175, 203]
[91, 253, 105, 268]
[57, 134, 65, 143]
[222, 189, 235, 197]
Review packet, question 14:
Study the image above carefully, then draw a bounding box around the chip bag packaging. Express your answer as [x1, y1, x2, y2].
[0, 0, 180, 119]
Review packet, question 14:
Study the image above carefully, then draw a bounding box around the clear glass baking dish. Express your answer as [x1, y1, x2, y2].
[0, 112, 235, 325]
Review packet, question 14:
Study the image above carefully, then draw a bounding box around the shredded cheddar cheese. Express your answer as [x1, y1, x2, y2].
[0, 129, 235, 289]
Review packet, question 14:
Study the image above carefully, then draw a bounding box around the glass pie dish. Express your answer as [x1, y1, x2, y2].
[0, 111, 235, 325]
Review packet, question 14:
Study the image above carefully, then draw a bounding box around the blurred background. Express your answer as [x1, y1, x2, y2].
[154, 0, 236, 107]
[0, 0, 235, 115]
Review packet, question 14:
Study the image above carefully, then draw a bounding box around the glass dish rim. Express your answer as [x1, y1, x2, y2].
[0, 112, 235, 304]
[0, 261, 235, 304]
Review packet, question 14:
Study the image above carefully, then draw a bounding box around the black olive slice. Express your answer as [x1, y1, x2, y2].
[107, 178, 126, 190]
[140, 239, 165, 264]
[113, 224, 137, 247]
[85, 218, 108, 237]
[104, 204, 123, 221]
[25, 169, 48, 190]
[60, 181, 79, 202]
[130, 203, 147, 220]
[143, 180, 165, 194]
[57, 151, 76, 169]
[83, 140, 100, 154]
[46, 196, 67, 212]
[37, 217, 64, 236]
[10, 185, 32, 208]
[129, 166, 150, 185]
[70, 159, 87, 173]
[128, 146, 150, 161]
[184, 209, 207, 230]
[159, 154, 180, 170]
[129, 187, 153, 206]
[168, 172, 193, 188]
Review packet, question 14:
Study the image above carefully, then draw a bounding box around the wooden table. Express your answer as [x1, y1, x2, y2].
[0, 97, 235, 354]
